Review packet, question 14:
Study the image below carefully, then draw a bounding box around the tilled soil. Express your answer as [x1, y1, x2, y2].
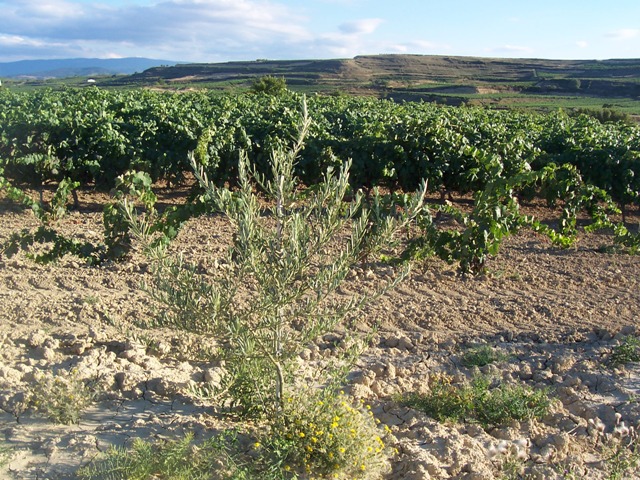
[0, 191, 638, 479]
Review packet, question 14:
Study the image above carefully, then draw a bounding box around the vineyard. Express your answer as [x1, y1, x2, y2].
[1, 87, 639, 272]
[2, 88, 640, 200]
[0, 87, 639, 479]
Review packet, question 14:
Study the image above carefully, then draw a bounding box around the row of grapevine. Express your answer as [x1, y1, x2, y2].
[1, 88, 639, 210]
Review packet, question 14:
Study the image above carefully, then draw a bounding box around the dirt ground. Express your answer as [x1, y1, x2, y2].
[0, 189, 638, 479]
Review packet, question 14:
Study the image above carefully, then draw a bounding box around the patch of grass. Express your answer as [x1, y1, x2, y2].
[402, 374, 551, 428]
[460, 345, 508, 368]
[402, 373, 473, 424]
[608, 336, 640, 368]
[474, 378, 550, 427]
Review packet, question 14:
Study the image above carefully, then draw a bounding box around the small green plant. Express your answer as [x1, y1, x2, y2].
[263, 387, 393, 479]
[84, 295, 99, 305]
[403, 374, 551, 427]
[460, 345, 508, 368]
[601, 431, 640, 480]
[499, 450, 527, 480]
[0, 443, 13, 469]
[30, 369, 95, 425]
[473, 377, 550, 427]
[608, 336, 640, 367]
[402, 373, 473, 423]
[605, 445, 640, 480]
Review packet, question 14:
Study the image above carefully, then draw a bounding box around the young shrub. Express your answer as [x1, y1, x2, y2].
[250, 75, 288, 96]
[263, 387, 393, 479]
[120, 99, 426, 417]
[30, 369, 95, 425]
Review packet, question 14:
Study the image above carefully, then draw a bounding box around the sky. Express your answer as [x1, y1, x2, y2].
[1, 0, 639, 63]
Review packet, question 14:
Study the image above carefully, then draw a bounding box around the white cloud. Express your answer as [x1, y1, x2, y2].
[338, 18, 383, 36]
[492, 44, 535, 55]
[407, 40, 442, 50]
[6, 0, 85, 19]
[387, 40, 445, 54]
[306, 17, 386, 58]
[576, 40, 588, 48]
[606, 28, 640, 40]
[0, 33, 81, 61]
[0, 0, 313, 61]
[390, 44, 408, 53]
[0, 34, 33, 47]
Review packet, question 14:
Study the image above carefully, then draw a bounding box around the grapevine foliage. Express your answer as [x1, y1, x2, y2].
[1, 89, 638, 209]
[0, 89, 638, 271]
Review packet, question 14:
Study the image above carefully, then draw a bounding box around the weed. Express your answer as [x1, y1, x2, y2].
[84, 295, 99, 305]
[460, 345, 508, 368]
[402, 374, 551, 428]
[473, 377, 550, 427]
[499, 451, 526, 480]
[608, 336, 640, 368]
[604, 445, 640, 480]
[30, 369, 95, 425]
[402, 373, 473, 423]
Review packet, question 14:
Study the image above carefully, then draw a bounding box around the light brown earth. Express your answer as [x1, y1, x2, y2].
[0, 189, 638, 479]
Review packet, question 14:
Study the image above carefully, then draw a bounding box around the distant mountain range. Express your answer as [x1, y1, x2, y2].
[0, 57, 179, 79]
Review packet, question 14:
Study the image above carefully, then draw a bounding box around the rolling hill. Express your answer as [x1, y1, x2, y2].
[0, 57, 178, 79]
[120, 54, 640, 99]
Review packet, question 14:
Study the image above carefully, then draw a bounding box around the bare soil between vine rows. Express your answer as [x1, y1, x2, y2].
[0, 189, 639, 479]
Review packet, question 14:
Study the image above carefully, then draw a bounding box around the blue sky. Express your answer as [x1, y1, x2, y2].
[1, 0, 639, 62]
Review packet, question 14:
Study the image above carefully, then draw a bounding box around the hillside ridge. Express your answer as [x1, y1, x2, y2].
[116, 54, 640, 103]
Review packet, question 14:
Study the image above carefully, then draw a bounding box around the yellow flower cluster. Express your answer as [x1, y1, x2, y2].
[269, 389, 393, 479]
